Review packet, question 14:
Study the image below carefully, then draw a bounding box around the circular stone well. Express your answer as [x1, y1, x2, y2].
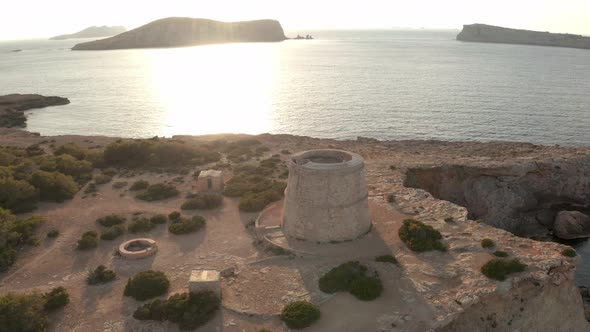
[119, 238, 158, 259]
[281, 149, 371, 242]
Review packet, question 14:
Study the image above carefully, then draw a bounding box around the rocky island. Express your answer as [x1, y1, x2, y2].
[0, 94, 69, 127]
[72, 17, 286, 50]
[457, 23, 590, 50]
[50, 26, 127, 40]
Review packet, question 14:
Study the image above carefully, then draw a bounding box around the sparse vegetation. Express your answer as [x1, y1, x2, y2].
[398, 219, 446, 252]
[46, 228, 59, 238]
[96, 214, 126, 227]
[0, 208, 44, 271]
[43, 286, 69, 311]
[136, 183, 179, 201]
[87, 265, 116, 285]
[124, 270, 170, 301]
[128, 217, 156, 233]
[0, 292, 48, 332]
[112, 181, 127, 189]
[493, 251, 509, 257]
[280, 301, 320, 329]
[168, 216, 206, 235]
[133, 291, 220, 330]
[375, 254, 398, 264]
[181, 193, 223, 210]
[130, 179, 149, 191]
[481, 258, 526, 281]
[53, 143, 87, 160]
[94, 173, 112, 184]
[100, 225, 125, 240]
[150, 214, 168, 225]
[481, 238, 495, 249]
[77, 231, 98, 250]
[318, 261, 383, 301]
[30, 171, 78, 202]
[168, 211, 181, 222]
[223, 162, 286, 212]
[562, 248, 577, 257]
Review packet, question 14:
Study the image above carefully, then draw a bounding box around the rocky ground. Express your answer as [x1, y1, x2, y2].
[0, 129, 589, 331]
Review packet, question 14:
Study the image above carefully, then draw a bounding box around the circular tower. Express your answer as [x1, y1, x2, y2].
[281, 149, 371, 242]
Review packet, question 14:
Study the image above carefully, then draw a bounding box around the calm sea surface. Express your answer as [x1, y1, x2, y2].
[1, 30, 590, 284]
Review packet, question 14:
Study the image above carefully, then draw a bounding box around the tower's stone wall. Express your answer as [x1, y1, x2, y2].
[281, 149, 371, 242]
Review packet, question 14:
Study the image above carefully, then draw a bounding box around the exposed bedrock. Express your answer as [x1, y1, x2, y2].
[404, 157, 590, 237]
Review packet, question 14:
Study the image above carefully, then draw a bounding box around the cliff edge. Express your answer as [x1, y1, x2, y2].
[50, 26, 127, 40]
[457, 24, 590, 50]
[0, 94, 70, 127]
[72, 17, 286, 50]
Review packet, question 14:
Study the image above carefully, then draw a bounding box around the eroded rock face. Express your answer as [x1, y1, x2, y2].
[404, 158, 590, 237]
[555, 211, 590, 240]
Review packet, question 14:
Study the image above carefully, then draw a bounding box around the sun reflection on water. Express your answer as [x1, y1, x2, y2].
[142, 42, 280, 137]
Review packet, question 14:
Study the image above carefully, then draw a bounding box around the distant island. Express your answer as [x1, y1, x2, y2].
[72, 17, 286, 50]
[50, 26, 127, 40]
[457, 24, 590, 50]
[0, 94, 69, 127]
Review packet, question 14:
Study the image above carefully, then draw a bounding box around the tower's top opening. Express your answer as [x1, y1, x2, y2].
[292, 149, 354, 166]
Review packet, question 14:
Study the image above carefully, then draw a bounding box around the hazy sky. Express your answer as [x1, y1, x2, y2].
[1, 0, 589, 40]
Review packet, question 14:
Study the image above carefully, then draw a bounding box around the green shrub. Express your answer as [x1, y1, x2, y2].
[30, 171, 78, 202]
[100, 225, 125, 240]
[280, 301, 320, 329]
[77, 231, 98, 250]
[94, 173, 112, 185]
[112, 181, 128, 189]
[398, 219, 445, 252]
[493, 251, 509, 257]
[481, 238, 495, 249]
[130, 179, 149, 191]
[349, 276, 383, 301]
[43, 287, 69, 311]
[84, 182, 97, 194]
[562, 248, 577, 257]
[0, 177, 39, 213]
[133, 291, 220, 330]
[87, 265, 116, 285]
[481, 258, 527, 281]
[128, 217, 156, 233]
[223, 164, 286, 212]
[0, 209, 44, 271]
[150, 214, 168, 225]
[96, 214, 126, 227]
[375, 254, 397, 264]
[0, 292, 48, 332]
[124, 270, 170, 301]
[181, 194, 222, 210]
[54, 155, 93, 179]
[54, 143, 87, 160]
[46, 228, 59, 238]
[102, 168, 118, 177]
[0, 248, 17, 272]
[168, 216, 205, 235]
[168, 211, 181, 222]
[136, 183, 179, 201]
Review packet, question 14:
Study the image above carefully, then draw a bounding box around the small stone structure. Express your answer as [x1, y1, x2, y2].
[282, 149, 371, 242]
[196, 169, 224, 192]
[189, 269, 221, 297]
[118, 238, 157, 259]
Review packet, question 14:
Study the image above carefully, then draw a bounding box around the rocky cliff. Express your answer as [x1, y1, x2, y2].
[0, 94, 70, 127]
[457, 24, 590, 50]
[50, 26, 126, 40]
[72, 17, 286, 50]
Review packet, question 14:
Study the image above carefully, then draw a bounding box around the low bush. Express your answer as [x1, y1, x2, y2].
[133, 291, 220, 330]
[136, 183, 179, 201]
[94, 173, 112, 185]
[124, 270, 170, 301]
[375, 254, 398, 264]
[0, 209, 44, 271]
[181, 194, 223, 210]
[481, 238, 495, 249]
[168, 211, 181, 222]
[481, 258, 526, 281]
[46, 228, 59, 238]
[0, 176, 39, 213]
[398, 219, 445, 252]
[112, 181, 128, 189]
[100, 225, 125, 240]
[349, 276, 383, 301]
[87, 265, 116, 285]
[84, 182, 97, 194]
[130, 179, 149, 191]
[168, 216, 205, 235]
[150, 214, 168, 225]
[54, 143, 87, 160]
[77, 231, 98, 250]
[102, 168, 118, 177]
[493, 251, 509, 257]
[562, 248, 577, 257]
[128, 217, 156, 233]
[43, 287, 69, 311]
[0, 292, 48, 331]
[280, 301, 320, 329]
[318, 261, 383, 301]
[96, 214, 126, 227]
[30, 171, 78, 202]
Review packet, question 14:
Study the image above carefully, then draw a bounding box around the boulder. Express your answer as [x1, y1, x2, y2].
[554, 211, 590, 239]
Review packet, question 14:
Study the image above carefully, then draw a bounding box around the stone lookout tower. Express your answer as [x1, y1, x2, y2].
[281, 149, 371, 242]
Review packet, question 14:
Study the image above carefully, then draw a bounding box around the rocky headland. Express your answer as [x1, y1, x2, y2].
[457, 24, 590, 50]
[0, 129, 588, 331]
[0, 94, 69, 127]
[72, 17, 286, 50]
[50, 26, 127, 40]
